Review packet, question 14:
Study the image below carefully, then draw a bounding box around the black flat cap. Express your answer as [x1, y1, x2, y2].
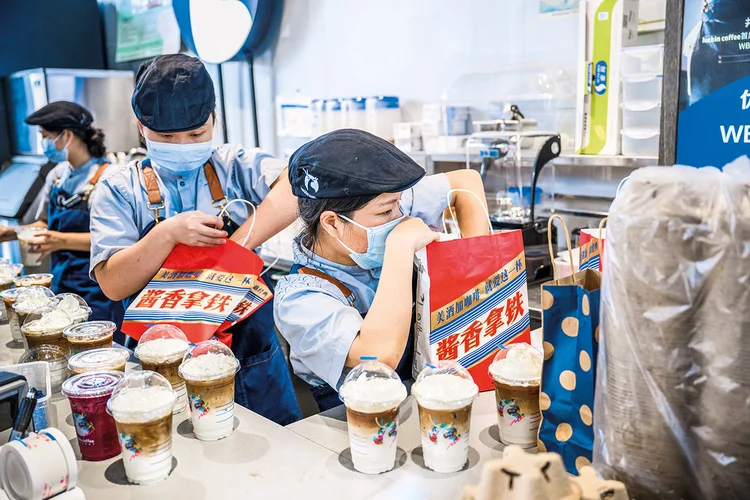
[289, 129, 425, 199]
[25, 101, 93, 131]
[132, 54, 215, 133]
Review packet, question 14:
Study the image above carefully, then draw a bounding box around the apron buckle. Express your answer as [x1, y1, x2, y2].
[212, 197, 229, 210]
[147, 202, 165, 222]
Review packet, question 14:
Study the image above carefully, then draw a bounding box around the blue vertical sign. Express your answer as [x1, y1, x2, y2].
[677, 1, 750, 168]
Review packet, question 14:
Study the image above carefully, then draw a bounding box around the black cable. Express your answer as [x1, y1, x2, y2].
[248, 54, 260, 148]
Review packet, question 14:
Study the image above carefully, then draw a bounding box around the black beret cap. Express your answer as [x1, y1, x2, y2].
[132, 54, 215, 133]
[25, 101, 93, 131]
[289, 129, 425, 199]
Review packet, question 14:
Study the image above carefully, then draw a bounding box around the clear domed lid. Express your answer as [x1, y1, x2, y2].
[0, 287, 24, 302]
[19, 344, 68, 365]
[488, 342, 543, 384]
[21, 308, 76, 334]
[412, 361, 479, 409]
[63, 321, 116, 342]
[53, 294, 91, 322]
[107, 371, 176, 421]
[14, 273, 54, 287]
[135, 324, 190, 364]
[68, 348, 130, 372]
[12, 286, 57, 314]
[0, 263, 15, 284]
[178, 340, 239, 382]
[339, 356, 407, 410]
[62, 371, 125, 398]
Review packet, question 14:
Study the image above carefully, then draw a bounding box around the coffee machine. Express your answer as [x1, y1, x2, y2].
[465, 129, 560, 283]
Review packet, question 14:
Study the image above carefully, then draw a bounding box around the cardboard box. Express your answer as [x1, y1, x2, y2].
[575, 0, 640, 155]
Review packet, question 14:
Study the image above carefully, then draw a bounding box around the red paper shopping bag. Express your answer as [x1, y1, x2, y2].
[579, 219, 607, 272]
[121, 239, 267, 343]
[413, 229, 532, 392]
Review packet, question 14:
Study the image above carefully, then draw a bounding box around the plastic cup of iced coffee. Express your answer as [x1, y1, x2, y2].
[135, 325, 190, 415]
[68, 348, 130, 375]
[0, 263, 15, 292]
[21, 310, 74, 352]
[14, 273, 54, 288]
[64, 321, 116, 355]
[1, 288, 27, 343]
[412, 361, 479, 473]
[19, 345, 70, 394]
[13, 286, 57, 328]
[62, 371, 125, 461]
[15, 228, 47, 267]
[107, 371, 176, 485]
[339, 357, 407, 475]
[179, 340, 240, 441]
[488, 343, 543, 450]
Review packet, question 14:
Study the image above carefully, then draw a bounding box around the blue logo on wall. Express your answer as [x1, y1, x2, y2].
[594, 61, 607, 95]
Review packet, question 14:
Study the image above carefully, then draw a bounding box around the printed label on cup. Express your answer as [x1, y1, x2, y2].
[494, 384, 541, 447]
[346, 407, 400, 474]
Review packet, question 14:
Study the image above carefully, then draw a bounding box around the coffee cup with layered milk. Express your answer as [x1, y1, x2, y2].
[412, 361, 479, 473]
[135, 325, 190, 414]
[489, 343, 543, 449]
[64, 321, 116, 355]
[339, 357, 407, 475]
[179, 340, 240, 441]
[107, 371, 176, 485]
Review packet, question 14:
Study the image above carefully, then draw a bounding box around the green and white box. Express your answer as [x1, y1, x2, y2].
[575, 0, 640, 155]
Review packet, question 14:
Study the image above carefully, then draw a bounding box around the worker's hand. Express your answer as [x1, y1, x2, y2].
[30, 230, 65, 261]
[160, 211, 228, 247]
[386, 217, 440, 254]
[0, 226, 16, 243]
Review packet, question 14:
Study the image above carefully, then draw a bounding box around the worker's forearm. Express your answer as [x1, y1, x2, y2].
[61, 233, 91, 252]
[448, 170, 490, 238]
[350, 244, 415, 368]
[232, 171, 298, 250]
[94, 224, 175, 301]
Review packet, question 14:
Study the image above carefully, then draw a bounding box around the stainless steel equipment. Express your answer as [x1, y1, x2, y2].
[7, 68, 138, 155]
[465, 130, 561, 282]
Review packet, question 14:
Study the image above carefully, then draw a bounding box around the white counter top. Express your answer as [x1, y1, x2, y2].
[0, 323, 541, 499]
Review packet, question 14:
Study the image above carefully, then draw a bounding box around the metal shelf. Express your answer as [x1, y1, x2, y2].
[410, 152, 658, 169]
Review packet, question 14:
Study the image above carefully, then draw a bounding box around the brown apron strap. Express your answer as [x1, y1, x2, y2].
[141, 165, 164, 206]
[298, 267, 356, 307]
[88, 162, 110, 186]
[203, 162, 228, 207]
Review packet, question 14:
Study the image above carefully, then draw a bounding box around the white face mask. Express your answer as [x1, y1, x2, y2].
[146, 138, 213, 173]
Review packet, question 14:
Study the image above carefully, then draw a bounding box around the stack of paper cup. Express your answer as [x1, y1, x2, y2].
[179, 340, 240, 441]
[0, 428, 79, 500]
[339, 356, 407, 475]
[107, 371, 176, 485]
[412, 361, 478, 473]
[135, 325, 190, 414]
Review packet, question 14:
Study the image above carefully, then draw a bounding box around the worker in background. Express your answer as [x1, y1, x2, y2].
[274, 129, 490, 411]
[88, 54, 301, 425]
[0, 101, 124, 327]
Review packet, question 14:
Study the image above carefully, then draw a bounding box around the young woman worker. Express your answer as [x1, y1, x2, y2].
[0, 101, 124, 326]
[274, 129, 490, 411]
[88, 54, 301, 425]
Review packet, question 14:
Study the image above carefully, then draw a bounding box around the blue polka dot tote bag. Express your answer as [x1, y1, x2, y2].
[539, 215, 601, 475]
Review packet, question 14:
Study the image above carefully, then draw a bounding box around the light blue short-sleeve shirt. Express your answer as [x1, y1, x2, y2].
[88, 145, 285, 279]
[274, 173, 451, 389]
[36, 158, 114, 221]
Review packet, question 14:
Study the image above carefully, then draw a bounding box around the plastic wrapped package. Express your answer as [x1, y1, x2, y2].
[594, 160, 750, 499]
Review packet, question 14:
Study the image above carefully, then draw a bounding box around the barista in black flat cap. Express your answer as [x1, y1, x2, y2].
[0, 101, 124, 326]
[88, 54, 301, 425]
[274, 129, 489, 411]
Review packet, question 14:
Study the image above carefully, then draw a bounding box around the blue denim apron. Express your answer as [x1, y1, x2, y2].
[48, 165, 124, 329]
[289, 264, 416, 412]
[123, 159, 301, 425]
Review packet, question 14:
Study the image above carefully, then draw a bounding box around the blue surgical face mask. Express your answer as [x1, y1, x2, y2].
[41, 133, 71, 163]
[146, 138, 213, 173]
[337, 208, 406, 270]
